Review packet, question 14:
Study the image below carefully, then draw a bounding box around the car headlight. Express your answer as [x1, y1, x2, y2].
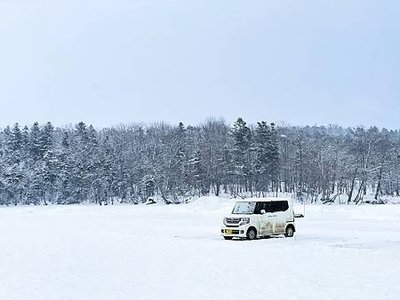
[223, 218, 228, 226]
[239, 217, 250, 226]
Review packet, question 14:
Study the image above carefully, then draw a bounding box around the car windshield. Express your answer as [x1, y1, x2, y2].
[232, 201, 256, 214]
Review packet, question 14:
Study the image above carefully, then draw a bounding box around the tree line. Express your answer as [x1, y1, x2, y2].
[0, 118, 399, 205]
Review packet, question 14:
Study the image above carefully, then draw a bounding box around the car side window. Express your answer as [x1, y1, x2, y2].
[270, 202, 277, 213]
[254, 202, 263, 214]
[254, 202, 289, 213]
[271, 201, 289, 212]
[264, 202, 273, 213]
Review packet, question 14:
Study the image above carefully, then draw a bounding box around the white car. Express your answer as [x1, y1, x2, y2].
[221, 198, 296, 240]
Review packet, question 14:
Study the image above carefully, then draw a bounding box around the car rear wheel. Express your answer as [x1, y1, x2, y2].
[285, 226, 295, 237]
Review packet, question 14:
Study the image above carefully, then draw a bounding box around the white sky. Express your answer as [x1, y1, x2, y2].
[0, 0, 399, 128]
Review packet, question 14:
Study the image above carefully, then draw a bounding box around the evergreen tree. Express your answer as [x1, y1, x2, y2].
[231, 117, 252, 194]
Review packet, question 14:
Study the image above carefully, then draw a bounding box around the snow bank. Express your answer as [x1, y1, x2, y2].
[185, 195, 235, 212]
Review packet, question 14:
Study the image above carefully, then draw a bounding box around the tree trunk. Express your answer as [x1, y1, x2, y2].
[347, 169, 358, 204]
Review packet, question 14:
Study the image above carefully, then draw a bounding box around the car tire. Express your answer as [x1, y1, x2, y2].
[285, 226, 295, 237]
[246, 228, 257, 240]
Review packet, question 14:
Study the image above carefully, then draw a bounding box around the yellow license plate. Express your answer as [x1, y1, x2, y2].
[225, 229, 233, 235]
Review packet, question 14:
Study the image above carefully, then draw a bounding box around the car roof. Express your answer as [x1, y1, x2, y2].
[236, 198, 290, 202]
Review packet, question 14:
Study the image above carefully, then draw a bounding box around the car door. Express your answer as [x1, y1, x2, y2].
[254, 202, 268, 236]
[273, 201, 288, 234]
[260, 202, 275, 236]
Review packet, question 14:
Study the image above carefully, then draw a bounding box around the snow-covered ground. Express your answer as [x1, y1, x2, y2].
[1, 197, 399, 300]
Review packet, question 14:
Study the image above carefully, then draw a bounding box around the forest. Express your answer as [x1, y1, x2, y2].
[0, 118, 399, 205]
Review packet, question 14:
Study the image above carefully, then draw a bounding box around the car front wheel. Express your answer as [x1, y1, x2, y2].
[246, 228, 257, 240]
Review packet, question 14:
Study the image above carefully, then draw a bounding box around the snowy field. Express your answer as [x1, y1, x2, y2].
[1, 197, 400, 300]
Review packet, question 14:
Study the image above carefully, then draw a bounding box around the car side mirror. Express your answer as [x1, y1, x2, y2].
[260, 209, 266, 215]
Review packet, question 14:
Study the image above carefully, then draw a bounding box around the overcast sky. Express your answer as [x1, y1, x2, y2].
[0, 0, 399, 129]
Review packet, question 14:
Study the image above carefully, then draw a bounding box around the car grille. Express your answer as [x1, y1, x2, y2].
[225, 218, 241, 224]
[225, 217, 241, 227]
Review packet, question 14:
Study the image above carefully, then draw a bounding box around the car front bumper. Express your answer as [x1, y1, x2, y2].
[221, 225, 249, 238]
